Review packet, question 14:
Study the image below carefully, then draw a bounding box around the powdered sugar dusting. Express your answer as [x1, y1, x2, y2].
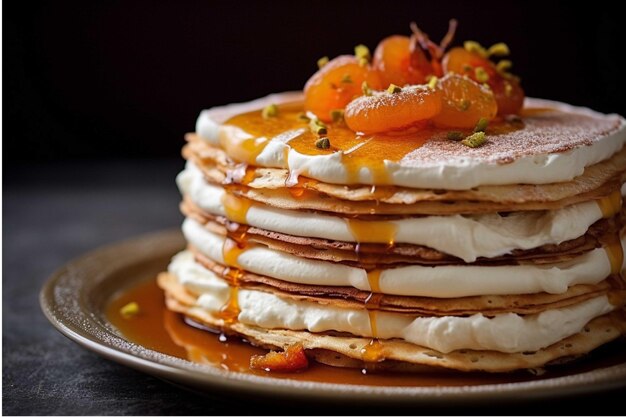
[402, 98, 624, 167]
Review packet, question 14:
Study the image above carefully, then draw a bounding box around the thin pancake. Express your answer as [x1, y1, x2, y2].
[181, 198, 618, 265]
[158, 273, 626, 373]
[183, 253, 626, 316]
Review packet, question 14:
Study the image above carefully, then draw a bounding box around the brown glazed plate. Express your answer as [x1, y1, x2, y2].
[40, 229, 626, 405]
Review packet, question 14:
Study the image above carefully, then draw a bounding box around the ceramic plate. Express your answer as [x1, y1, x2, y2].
[40, 229, 626, 405]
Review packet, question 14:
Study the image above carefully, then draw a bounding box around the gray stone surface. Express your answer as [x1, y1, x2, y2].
[3, 160, 624, 415]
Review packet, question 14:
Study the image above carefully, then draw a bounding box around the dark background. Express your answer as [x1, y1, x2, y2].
[5, 0, 626, 166]
[4, 1, 626, 414]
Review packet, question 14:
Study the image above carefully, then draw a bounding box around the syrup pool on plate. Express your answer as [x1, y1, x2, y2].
[107, 278, 626, 387]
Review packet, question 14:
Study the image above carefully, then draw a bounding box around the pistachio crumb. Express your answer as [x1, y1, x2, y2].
[463, 41, 487, 57]
[487, 42, 510, 57]
[461, 131, 487, 148]
[120, 302, 140, 318]
[341, 74, 353, 84]
[262, 104, 279, 119]
[361, 81, 373, 96]
[474, 117, 489, 132]
[427, 75, 438, 90]
[387, 84, 402, 94]
[315, 137, 331, 149]
[330, 109, 344, 123]
[354, 44, 371, 66]
[309, 119, 327, 135]
[447, 131, 463, 141]
[462, 64, 472, 73]
[297, 112, 310, 122]
[317, 56, 329, 69]
[474, 67, 489, 83]
[496, 59, 512, 74]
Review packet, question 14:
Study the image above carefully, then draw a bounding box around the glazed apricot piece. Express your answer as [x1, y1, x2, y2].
[345, 85, 442, 134]
[432, 73, 497, 128]
[443, 47, 524, 115]
[491, 77, 525, 115]
[304, 55, 379, 122]
[371, 35, 432, 88]
[250, 343, 309, 372]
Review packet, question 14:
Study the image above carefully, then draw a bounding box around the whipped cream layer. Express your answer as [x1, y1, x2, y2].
[183, 218, 615, 298]
[196, 93, 626, 190]
[178, 162, 610, 262]
[169, 251, 615, 353]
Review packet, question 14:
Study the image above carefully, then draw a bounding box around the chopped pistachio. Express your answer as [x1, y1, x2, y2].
[496, 60, 512, 75]
[309, 119, 327, 135]
[262, 103, 279, 119]
[474, 117, 489, 132]
[361, 81, 373, 96]
[297, 112, 310, 122]
[387, 84, 402, 94]
[474, 67, 489, 83]
[458, 99, 471, 111]
[447, 131, 464, 141]
[317, 56, 329, 69]
[462, 64, 472, 73]
[427, 75, 438, 90]
[330, 109, 344, 123]
[341, 74, 353, 84]
[354, 44, 371, 65]
[315, 137, 331, 149]
[461, 131, 487, 148]
[120, 302, 140, 318]
[504, 82, 513, 97]
[487, 42, 510, 57]
[463, 40, 487, 57]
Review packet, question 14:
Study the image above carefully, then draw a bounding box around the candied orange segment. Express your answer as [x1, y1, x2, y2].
[304, 55, 379, 122]
[443, 47, 524, 115]
[432, 73, 497, 129]
[345, 85, 442, 134]
[249, 343, 309, 372]
[371, 35, 432, 88]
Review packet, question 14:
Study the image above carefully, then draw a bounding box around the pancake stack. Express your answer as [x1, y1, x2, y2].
[159, 92, 626, 372]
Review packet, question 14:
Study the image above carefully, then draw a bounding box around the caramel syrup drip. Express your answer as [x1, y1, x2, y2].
[360, 271, 385, 363]
[597, 190, 623, 219]
[217, 187, 253, 324]
[222, 106, 431, 187]
[221, 192, 253, 225]
[366, 269, 382, 293]
[605, 237, 624, 277]
[347, 218, 398, 246]
[361, 309, 385, 363]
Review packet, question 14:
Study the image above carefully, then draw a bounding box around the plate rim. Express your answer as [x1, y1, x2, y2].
[39, 229, 626, 404]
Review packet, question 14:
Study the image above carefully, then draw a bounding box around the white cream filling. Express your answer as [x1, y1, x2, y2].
[169, 251, 615, 354]
[182, 218, 613, 298]
[196, 94, 626, 190]
[178, 161, 608, 262]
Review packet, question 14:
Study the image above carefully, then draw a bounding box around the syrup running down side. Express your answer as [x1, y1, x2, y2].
[107, 278, 626, 387]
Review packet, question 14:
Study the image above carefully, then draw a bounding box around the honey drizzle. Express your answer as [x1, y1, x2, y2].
[597, 190, 623, 219]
